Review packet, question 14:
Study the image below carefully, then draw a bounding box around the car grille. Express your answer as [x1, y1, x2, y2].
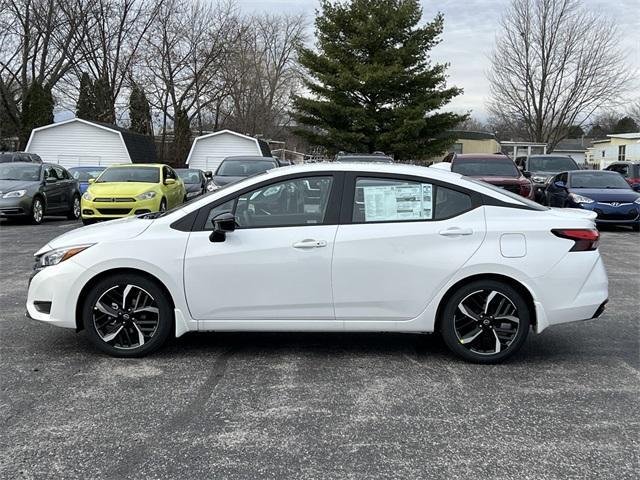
[594, 207, 639, 221]
[97, 208, 132, 215]
[94, 197, 136, 203]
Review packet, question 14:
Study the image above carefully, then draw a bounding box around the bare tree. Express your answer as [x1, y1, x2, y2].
[487, 0, 634, 150]
[0, 0, 88, 140]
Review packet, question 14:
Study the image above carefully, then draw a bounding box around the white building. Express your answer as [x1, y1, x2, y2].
[25, 118, 157, 168]
[186, 130, 272, 172]
[585, 133, 640, 169]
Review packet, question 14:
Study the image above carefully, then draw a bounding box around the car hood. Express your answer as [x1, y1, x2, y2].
[36, 216, 154, 255]
[213, 175, 245, 187]
[0, 179, 39, 193]
[568, 188, 640, 203]
[88, 182, 157, 196]
[472, 176, 526, 184]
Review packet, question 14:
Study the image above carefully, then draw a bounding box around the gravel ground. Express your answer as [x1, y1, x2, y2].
[0, 216, 638, 479]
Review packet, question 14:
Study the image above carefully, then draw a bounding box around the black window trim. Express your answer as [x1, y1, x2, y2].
[339, 171, 483, 225]
[178, 171, 346, 232]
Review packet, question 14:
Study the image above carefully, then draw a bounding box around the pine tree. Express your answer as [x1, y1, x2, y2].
[293, 0, 466, 160]
[172, 109, 191, 166]
[76, 72, 96, 120]
[129, 84, 153, 135]
[613, 116, 639, 134]
[20, 82, 54, 148]
[94, 76, 115, 123]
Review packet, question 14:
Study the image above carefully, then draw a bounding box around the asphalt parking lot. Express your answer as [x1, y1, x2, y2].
[0, 217, 638, 479]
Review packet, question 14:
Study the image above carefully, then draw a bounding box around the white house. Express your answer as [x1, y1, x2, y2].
[186, 129, 272, 172]
[25, 118, 157, 168]
[585, 133, 640, 168]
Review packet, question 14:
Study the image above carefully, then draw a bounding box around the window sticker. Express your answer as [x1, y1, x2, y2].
[362, 183, 432, 221]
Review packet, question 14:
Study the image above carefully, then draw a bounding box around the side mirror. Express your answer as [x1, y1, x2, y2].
[88, 178, 95, 184]
[204, 171, 213, 179]
[165, 178, 176, 185]
[554, 181, 566, 189]
[209, 212, 237, 243]
[522, 171, 532, 178]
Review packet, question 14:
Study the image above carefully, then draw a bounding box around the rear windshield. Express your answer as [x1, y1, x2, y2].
[528, 156, 578, 172]
[96, 167, 159, 183]
[336, 156, 394, 163]
[0, 163, 40, 181]
[216, 160, 276, 176]
[176, 169, 202, 184]
[467, 177, 548, 211]
[452, 157, 519, 177]
[69, 167, 105, 182]
[569, 172, 631, 189]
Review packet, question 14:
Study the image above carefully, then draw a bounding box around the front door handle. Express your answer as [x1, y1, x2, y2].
[293, 239, 327, 249]
[439, 227, 474, 237]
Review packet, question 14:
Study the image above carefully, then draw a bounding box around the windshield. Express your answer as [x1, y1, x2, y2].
[528, 156, 578, 172]
[467, 177, 548, 211]
[337, 156, 394, 163]
[176, 169, 202, 184]
[216, 160, 276, 176]
[96, 167, 159, 183]
[0, 163, 40, 181]
[570, 172, 631, 189]
[0, 153, 17, 163]
[452, 158, 519, 177]
[69, 167, 105, 182]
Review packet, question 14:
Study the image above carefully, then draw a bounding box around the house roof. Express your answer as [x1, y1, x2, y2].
[606, 132, 640, 140]
[26, 118, 157, 164]
[448, 130, 497, 141]
[552, 138, 594, 152]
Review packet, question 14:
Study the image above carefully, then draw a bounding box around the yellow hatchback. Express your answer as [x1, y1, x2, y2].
[81, 164, 186, 224]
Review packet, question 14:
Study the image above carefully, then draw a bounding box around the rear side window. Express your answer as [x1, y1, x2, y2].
[353, 177, 472, 222]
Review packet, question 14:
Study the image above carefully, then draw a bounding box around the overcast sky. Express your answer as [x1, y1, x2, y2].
[237, 0, 640, 121]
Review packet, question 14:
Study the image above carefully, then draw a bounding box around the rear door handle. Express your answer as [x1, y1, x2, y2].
[293, 239, 327, 249]
[439, 227, 474, 237]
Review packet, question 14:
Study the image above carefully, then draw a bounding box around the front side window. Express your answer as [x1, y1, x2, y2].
[204, 176, 334, 229]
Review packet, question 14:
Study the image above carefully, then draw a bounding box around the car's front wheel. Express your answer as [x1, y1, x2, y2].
[30, 197, 44, 224]
[82, 273, 173, 357]
[440, 280, 530, 363]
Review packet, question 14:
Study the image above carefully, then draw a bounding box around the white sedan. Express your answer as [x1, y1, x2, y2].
[26, 163, 608, 363]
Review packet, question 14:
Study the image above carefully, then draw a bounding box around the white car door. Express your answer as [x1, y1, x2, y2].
[183, 174, 340, 322]
[332, 174, 486, 322]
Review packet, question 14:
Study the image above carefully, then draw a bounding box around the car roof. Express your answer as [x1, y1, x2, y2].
[569, 169, 618, 175]
[452, 154, 512, 160]
[608, 161, 640, 165]
[107, 163, 165, 168]
[68, 165, 106, 169]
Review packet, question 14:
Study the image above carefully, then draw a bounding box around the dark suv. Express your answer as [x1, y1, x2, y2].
[605, 161, 640, 191]
[515, 154, 581, 203]
[0, 151, 42, 163]
[444, 153, 534, 199]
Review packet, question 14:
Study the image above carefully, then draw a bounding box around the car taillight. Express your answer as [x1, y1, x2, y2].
[519, 183, 532, 198]
[552, 229, 599, 252]
[627, 178, 640, 185]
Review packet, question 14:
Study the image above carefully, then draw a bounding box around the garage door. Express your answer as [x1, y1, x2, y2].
[57, 155, 102, 168]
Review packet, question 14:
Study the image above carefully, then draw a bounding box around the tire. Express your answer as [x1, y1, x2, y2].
[29, 197, 45, 224]
[439, 280, 530, 364]
[82, 273, 173, 357]
[67, 194, 81, 220]
[159, 198, 167, 212]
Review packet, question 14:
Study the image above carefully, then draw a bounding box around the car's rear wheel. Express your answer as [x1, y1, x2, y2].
[67, 194, 81, 220]
[82, 273, 173, 357]
[440, 280, 530, 363]
[30, 197, 44, 224]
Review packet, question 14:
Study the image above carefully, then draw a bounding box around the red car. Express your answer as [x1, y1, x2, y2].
[443, 153, 534, 199]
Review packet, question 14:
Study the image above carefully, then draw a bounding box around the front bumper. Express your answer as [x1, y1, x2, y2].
[0, 195, 32, 217]
[81, 196, 159, 220]
[574, 202, 640, 226]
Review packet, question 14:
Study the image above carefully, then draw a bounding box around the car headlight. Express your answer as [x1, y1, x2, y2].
[2, 189, 27, 198]
[137, 191, 157, 200]
[569, 193, 595, 204]
[532, 176, 547, 184]
[634, 197, 640, 205]
[82, 192, 92, 201]
[35, 244, 94, 270]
